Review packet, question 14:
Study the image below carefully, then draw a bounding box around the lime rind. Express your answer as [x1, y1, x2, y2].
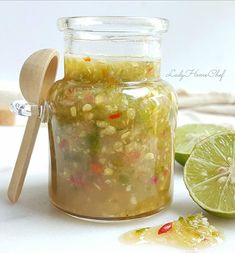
[184, 131, 235, 218]
[175, 153, 189, 166]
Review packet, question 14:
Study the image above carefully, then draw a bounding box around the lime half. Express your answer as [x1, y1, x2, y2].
[184, 132, 235, 218]
[175, 124, 228, 165]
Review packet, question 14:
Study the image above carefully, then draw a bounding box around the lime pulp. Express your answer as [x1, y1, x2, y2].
[184, 132, 235, 218]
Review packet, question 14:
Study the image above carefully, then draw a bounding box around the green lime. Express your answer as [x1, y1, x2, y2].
[184, 132, 235, 218]
[175, 124, 228, 165]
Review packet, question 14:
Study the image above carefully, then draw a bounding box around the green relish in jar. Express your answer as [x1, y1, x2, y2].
[47, 17, 177, 220]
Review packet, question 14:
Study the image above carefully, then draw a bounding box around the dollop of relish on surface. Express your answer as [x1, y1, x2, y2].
[120, 213, 222, 249]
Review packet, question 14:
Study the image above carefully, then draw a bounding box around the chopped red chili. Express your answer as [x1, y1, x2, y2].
[59, 139, 69, 149]
[70, 175, 86, 187]
[128, 151, 141, 161]
[151, 175, 158, 185]
[147, 66, 154, 75]
[68, 87, 75, 94]
[83, 56, 91, 62]
[158, 222, 173, 235]
[84, 93, 94, 103]
[109, 112, 122, 120]
[163, 168, 169, 176]
[90, 163, 103, 174]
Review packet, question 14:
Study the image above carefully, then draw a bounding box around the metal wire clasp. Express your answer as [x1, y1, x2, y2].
[10, 100, 50, 123]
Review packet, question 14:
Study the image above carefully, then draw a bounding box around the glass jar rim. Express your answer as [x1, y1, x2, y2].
[57, 16, 169, 35]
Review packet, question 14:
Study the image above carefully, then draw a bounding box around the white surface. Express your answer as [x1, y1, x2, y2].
[0, 1, 235, 92]
[0, 111, 235, 253]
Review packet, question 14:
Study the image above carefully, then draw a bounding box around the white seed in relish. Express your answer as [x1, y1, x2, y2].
[82, 104, 93, 112]
[100, 130, 105, 138]
[99, 158, 106, 164]
[105, 104, 118, 113]
[101, 146, 107, 153]
[144, 153, 155, 160]
[70, 106, 77, 117]
[73, 162, 78, 168]
[127, 108, 136, 120]
[125, 142, 137, 152]
[104, 126, 116, 135]
[95, 94, 104, 105]
[126, 185, 132, 192]
[121, 131, 130, 140]
[113, 141, 123, 152]
[107, 162, 114, 169]
[130, 196, 137, 205]
[93, 183, 101, 191]
[104, 168, 114, 176]
[96, 120, 108, 128]
[79, 131, 86, 137]
[142, 145, 148, 151]
[105, 179, 111, 185]
[56, 136, 60, 144]
[87, 112, 94, 120]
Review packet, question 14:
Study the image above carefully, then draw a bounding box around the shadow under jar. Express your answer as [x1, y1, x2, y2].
[48, 16, 177, 221]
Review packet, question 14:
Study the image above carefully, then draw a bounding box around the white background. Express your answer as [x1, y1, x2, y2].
[1, 2, 235, 252]
[0, 0, 235, 92]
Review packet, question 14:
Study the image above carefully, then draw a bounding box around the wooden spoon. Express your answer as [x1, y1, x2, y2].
[8, 49, 59, 203]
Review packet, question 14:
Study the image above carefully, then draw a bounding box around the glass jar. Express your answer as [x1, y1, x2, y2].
[15, 17, 177, 221]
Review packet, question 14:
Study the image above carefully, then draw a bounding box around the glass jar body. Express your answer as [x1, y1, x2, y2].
[47, 16, 177, 220]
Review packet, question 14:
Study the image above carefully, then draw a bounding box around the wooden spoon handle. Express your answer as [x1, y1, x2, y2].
[8, 116, 41, 203]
